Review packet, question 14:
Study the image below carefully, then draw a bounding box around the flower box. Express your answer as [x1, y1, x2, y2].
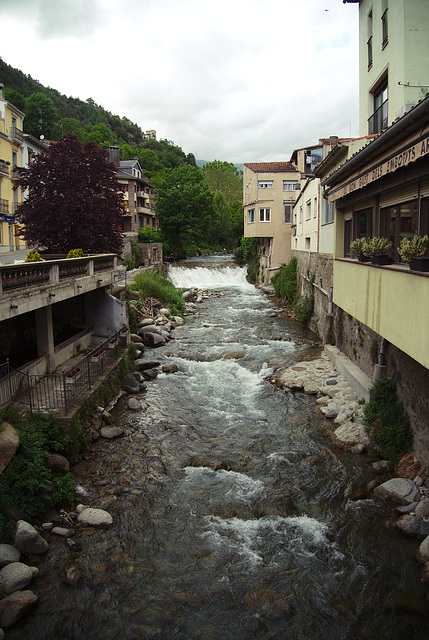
[410, 256, 429, 272]
[91, 349, 104, 363]
[370, 254, 390, 266]
[109, 337, 119, 349]
[66, 367, 81, 384]
[119, 327, 129, 338]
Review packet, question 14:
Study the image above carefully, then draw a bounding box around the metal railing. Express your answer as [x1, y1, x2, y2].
[0, 327, 129, 415]
[368, 99, 388, 135]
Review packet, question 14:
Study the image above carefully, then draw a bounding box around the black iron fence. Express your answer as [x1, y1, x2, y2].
[0, 327, 129, 415]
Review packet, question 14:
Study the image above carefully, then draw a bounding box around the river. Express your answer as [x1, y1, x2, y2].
[9, 255, 428, 639]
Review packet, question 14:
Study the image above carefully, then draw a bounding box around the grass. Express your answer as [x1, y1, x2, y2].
[132, 267, 185, 317]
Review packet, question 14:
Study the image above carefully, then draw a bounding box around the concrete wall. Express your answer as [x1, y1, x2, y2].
[292, 250, 333, 341]
[87, 291, 127, 344]
[333, 260, 429, 370]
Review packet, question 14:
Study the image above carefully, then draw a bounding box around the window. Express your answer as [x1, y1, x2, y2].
[283, 203, 293, 223]
[380, 200, 418, 262]
[283, 181, 299, 191]
[369, 81, 388, 134]
[353, 207, 373, 240]
[305, 237, 311, 250]
[258, 181, 273, 189]
[259, 207, 270, 222]
[248, 208, 255, 223]
[313, 197, 317, 219]
[367, 10, 373, 70]
[323, 200, 334, 224]
[305, 200, 311, 221]
[381, 1, 388, 48]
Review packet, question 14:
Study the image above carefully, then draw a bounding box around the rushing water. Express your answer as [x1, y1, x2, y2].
[10, 255, 428, 639]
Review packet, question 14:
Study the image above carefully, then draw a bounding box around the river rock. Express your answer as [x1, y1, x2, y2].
[130, 333, 143, 344]
[182, 290, 196, 302]
[0, 544, 20, 567]
[333, 422, 369, 450]
[162, 363, 179, 373]
[121, 373, 140, 394]
[14, 521, 49, 555]
[0, 590, 38, 627]
[100, 426, 123, 439]
[415, 498, 429, 519]
[396, 515, 429, 540]
[372, 460, 390, 474]
[77, 507, 113, 527]
[127, 397, 142, 411]
[0, 628, 4, 639]
[51, 527, 74, 537]
[139, 324, 163, 336]
[46, 453, 70, 474]
[223, 350, 245, 360]
[417, 535, 429, 563]
[141, 332, 165, 347]
[61, 560, 84, 586]
[373, 478, 421, 505]
[134, 359, 161, 371]
[140, 317, 155, 327]
[0, 422, 19, 473]
[172, 316, 185, 326]
[0, 562, 39, 594]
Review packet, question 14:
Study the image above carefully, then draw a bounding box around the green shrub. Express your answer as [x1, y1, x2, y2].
[67, 249, 84, 258]
[25, 250, 43, 262]
[132, 268, 185, 316]
[138, 227, 162, 243]
[271, 257, 298, 302]
[363, 377, 413, 462]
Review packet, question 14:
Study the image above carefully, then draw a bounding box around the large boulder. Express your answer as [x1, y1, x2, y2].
[100, 426, 123, 439]
[139, 324, 163, 336]
[0, 544, 21, 567]
[0, 562, 39, 594]
[77, 506, 113, 527]
[13, 521, 49, 555]
[0, 422, 19, 474]
[396, 515, 429, 540]
[134, 359, 161, 371]
[121, 373, 140, 394]
[45, 453, 70, 474]
[0, 590, 38, 627]
[141, 332, 165, 348]
[373, 478, 421, 505]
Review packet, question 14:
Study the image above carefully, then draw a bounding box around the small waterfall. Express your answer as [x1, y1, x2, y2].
[168, 263, 251, 289]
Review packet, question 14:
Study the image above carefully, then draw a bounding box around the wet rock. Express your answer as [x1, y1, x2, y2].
[0, 562, 39, 594]
[127, 397, 142, 411]
[421, 562, 429, 584]
[61, 560, 84, 585]
[77, 507, 113, 527]
[0, 590, 38, 627]
[51, 527, 74, 537]
[0, 544, 20, 567]
[162, 363, 179, 373]
[41, 522, 54, 531]
[0, 628, 4, 639]
[242, 586, 294, 619]
[0, 422, 19, 473]
[372, 460, 390, 474]
[223, 350, 245, 360]
[373, 478, 421, 505]
[141, 332, 165, 347]
[396, 515, 429, 540]
[415, 498, 429, 519]
[396, 502, 418, 515]
[418, 535, 429, 563]
[100, 426, 123, 439]
[14, 521, 49, 556]
[134, 359, 161, 371]
[139, 324, 163, 337]
[121, 373, 140, 394]
[130, 333, 143, 344]
[142, 368, 159, 380]
[182, 289, 196, 302]
[46, 453, 70, 474]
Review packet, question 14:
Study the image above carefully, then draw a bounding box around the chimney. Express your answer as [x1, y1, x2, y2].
[108, 145, 120, 167]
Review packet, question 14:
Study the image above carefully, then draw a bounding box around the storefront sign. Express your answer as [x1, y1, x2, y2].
[328, 134, 429, 201]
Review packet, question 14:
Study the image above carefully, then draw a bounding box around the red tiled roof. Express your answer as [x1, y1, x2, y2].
[244, 162, 298, 173]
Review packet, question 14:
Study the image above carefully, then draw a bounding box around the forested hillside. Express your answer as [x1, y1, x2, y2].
[0, 57, 196, 179]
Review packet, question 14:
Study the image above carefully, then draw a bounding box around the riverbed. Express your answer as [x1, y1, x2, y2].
[9, 255, 428, 639]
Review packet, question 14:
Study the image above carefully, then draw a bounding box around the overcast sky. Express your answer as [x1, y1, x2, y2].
[0, 0, 359, 163]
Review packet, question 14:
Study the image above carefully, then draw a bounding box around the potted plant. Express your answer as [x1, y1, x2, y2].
[91, 348, 104, 363]
[366, 237, 392, 265]
[350, 237, 370, 262]
[397, 234, 429, 272]
[66, 366, 81, 384]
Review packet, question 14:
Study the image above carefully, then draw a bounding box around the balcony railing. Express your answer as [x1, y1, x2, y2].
[11, 126, 23, 144]
[368, 99, 388, 134]
[0, 160, 10, 177]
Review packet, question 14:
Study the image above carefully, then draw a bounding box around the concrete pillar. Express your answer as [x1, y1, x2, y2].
[35, 305, 56, 372]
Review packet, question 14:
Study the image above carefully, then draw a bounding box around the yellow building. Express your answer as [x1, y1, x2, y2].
[243, 162, 300, 285]
[0, 83, 26, 254]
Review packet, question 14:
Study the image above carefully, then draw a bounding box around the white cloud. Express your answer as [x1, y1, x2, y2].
[0, 0, 359, 162]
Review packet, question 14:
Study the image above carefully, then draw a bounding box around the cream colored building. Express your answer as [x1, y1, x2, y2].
[0, 83, 26, 253]
[243, 162, 300, 284]
[344, 0, 429, 135]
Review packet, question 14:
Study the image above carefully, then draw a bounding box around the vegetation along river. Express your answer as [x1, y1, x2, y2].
[10, 255, 428, 639]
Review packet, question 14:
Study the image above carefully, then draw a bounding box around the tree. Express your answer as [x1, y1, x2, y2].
[155, 165, 216, 258]
[15, 135, 124, 254]
[201, 160, 243, 207]
[5, 88, 26, 112]
[24, 92, 57, 139]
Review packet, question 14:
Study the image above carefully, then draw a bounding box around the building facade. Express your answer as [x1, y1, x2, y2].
[243, 162, 300, 285]
[0, 83, 26, 254]
[344, 0, 429, 136]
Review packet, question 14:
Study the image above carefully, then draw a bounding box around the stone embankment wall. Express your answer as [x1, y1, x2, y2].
[292, 250, 333, 341]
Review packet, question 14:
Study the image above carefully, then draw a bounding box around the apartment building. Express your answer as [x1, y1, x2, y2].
[0, 83, 26, 254]
[243, 162, 300, 285]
